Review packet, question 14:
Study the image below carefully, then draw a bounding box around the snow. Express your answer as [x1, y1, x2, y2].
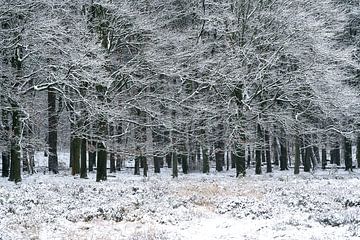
[1, 165, 360, 240]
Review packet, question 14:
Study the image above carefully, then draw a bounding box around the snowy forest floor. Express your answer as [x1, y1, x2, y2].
[1, 155, 360, 239]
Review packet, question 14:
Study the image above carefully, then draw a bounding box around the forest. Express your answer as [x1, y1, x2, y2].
[1, 0, 359, 182]
[1, 0, 360, 239]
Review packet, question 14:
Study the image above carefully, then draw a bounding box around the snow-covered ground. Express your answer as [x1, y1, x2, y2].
[1, 158, 360, 240]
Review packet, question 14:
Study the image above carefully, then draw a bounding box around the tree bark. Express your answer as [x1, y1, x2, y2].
[1, 109, 10, 178]
[154, 156, 161, 173]
[110, 152, 116, 173]
[142, 156, 148, 177]
[9, 108, 21, 183]
[273, 137, 279, 166]
[48, 88, 58, 173]
[202, 146, 209, 174]
[304, 146, 312, 172]
[321, 148, 327, 169]
[265, 130, 272, 173]
[357, 135, 360, 169]
[172, 152, 178, 178]
[181, 153, 188, 174]
[280, 141, 288, 171]
[344, 137, 353, 171]
[330, 144, 340, 165]
[234, 146, 246, 177]
[255, 148, 262, 174]
[71, 137, 81, 175]
[215, 141, 224, 172]
[88, 141, 96, 172]
[134, 156, 140, 175]
[96, 141, 107, 182]
[294, 136, 300, 174]
[80, 138, 87, 178]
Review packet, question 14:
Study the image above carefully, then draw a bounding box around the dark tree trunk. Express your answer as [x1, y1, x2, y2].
[300, 140, 305, 166]
[48, 88, 58, 174]
[172, 152, 178, 178]
[231, 151, 236, 169]
[304, 146, 312, 172]
[9, 108, 21, 183]
[110, 152, 116, 173]
[215, 141, 224, 172]
[134, 156, 140, 175]
[330, 145, 340, 165]
[142, 156, 148, 177]
[357, 135, 360, 168]
[265, 130, 272, 173]
[344, 137, 353, 171]
[181, 153, 188, 174]
[80, 138, 87, 178]
[166, 153, 172, 168]
[313, 145, 320, 164]
[154, 156, 161, 173]
[255, 148, 262, 174]
[71, 137, 81, 175]
[96, 141, 107, 182]
[1, 109, 10, 178]
[233, 146, 246, 177]
[2, 152, 10, 178]
[226, 150, 230, 171]
[202, 147, 209, 174]
[109, 125, 116, 173]
[247, 145, 251, 168]
[88, 141, 96, 172]
[280, 141, 288, 171]
[321, 148, 327, 170]
[294, 136, 300, 174]
[273, 137, 279, 166]
[116, 154, 122, 171]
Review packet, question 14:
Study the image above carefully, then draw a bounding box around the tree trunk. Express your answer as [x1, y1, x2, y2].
[294, 136, 300, 174]
[134, 156, 140, 175]
[110, 152, 116, 173]
[234, 146, 246, 177]
[2, 152, 10, 178]
[142, 156, 148, 177]
[344, 137, 352, 171]
[273, 137, 279, 166]
[9, 108, 21, 183]
[247, 145, 251, 168]
[80, 138, 87, 178]
[48, 88, 58, 173]
[116, 154, 122, 171]
[181, 153, 188, 174]
[96, 141, 107, 182]
[202, 147, 209, 174]
[265, 130, 272, 173]
[215, 141, 224, 172]
[172, 152, 178, 178]
[166, 153, 172, 168]
[330, 144, 340, 165]
[71, 137, 81, 175]
[357, 135, 360, 168]
[304, 146, 312, 172]
[153, 155, 160, 173]
[1, 109, 10, 178]
[280, 141, 288, 171]
[255, 148, 262, 174]
[88, 141, 96, 172]
[313, 145, 320, 164]
[321, 148, 327, 169]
